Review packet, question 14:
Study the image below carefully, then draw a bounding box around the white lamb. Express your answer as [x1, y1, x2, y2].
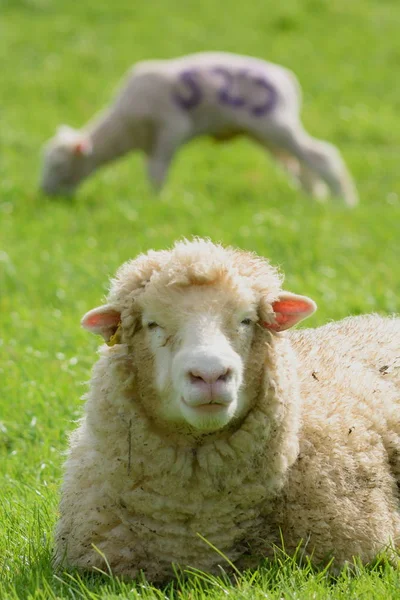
[41, 52, 358, 205]
[55, 238, 400, 582]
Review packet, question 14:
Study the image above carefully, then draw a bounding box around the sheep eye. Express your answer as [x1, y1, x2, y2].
[241, 318, 253, 326]
[147, 321, 159, 330]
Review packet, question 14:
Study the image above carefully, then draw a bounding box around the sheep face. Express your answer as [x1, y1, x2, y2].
[82, 240, 316, 435]
[131, 283, 260, 433]
[40, 126, 93, 195]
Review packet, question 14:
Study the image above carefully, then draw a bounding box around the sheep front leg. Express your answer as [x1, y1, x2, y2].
[147, 124, 189, 192]
[147, 157, 170, 192]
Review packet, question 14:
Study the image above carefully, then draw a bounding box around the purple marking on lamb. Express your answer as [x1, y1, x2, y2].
[250, 76, 277, 116]
[212, 67, 246, 108]
[173, 69, 202, 110]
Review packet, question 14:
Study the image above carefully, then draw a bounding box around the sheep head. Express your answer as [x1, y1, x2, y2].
[40, 125, 93, 196]
[81, 239, 316, 434]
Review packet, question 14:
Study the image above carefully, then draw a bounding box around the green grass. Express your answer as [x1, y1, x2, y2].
[1, 0, 400, 597]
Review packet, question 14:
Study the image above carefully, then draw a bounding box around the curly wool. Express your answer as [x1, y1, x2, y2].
[55, 240, 400, 581]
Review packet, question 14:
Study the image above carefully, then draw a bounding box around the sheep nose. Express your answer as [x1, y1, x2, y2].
[188, 368, 232, 385]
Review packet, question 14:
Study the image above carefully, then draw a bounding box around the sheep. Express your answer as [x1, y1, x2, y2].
[41, 52, 358, 205]
[55, 238, 400, 582]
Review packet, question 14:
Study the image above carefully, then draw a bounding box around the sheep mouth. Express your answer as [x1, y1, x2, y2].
[181, 398, 229, 413]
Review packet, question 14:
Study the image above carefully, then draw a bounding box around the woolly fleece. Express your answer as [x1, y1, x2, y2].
[55, 239, 400, 581]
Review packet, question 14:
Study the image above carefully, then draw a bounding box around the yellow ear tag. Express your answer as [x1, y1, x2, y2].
[107, 322, 122, 347]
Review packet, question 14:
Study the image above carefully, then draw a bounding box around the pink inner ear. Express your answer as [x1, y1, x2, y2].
[81, 307, 121, 336]
[73, 139, 91, 156]
[84, 312, 120, 328]
[263, 294, 316, 332]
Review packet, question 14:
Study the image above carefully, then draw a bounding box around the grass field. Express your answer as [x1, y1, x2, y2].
[1, 0, 400, 597]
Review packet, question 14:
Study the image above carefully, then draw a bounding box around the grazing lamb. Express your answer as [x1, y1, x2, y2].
[41, 52, 358, 205]
[55, 239, 400, 582]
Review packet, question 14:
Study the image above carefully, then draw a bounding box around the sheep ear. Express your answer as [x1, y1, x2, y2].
[81, 305, 122, 345]
[56, 125, 93, 156]
[72, 138, 93, 156]
[262, 292, 317, 332]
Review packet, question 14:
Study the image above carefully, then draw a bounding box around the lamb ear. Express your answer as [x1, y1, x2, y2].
[81, 305, 122, 344]
[72, 138, 93, 156]
[56, 125, 93, 156]
[262, 292, 317, 332]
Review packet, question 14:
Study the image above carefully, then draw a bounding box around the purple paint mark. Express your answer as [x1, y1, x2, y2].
[212, 67, 246, 108]
[250, 76, 277, 116]
[173, 66, 278, 117]
[174, 69, 202, 110]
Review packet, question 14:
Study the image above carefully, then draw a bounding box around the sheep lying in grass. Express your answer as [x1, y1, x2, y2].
[55, 239, 399, 582]
[41, 52, 358, 205]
